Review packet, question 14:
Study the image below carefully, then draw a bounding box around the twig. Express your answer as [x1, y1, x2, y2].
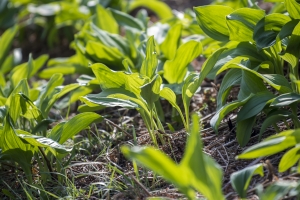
[105, 119, 133, 138]
[130, 175, 152, 197]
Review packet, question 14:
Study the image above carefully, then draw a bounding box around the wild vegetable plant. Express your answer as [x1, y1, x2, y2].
[122, 114, 224, 200]
[0, 41, 102, 185]
[0, 75, 102, 185]
[193, 1, 300, 146]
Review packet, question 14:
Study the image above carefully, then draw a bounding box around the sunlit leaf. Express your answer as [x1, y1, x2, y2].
[285, 0, 300, 19]
[129, 0, 173, 20]
[141, 74, 162, 110]
[10, 54, 48, 88]
[93, 4, 118, 34]
[281, 21, 300, 68]
[237, 129, 300, 159]
[121, 146, 194, 198]
[160, 87, 186, 129]
[226, 8, 265, 42]
[160, 23, 182, 60]
[140, 36, 158, 79]
[48, 112, 103, 144]
[0, 25, 18, 68]
[279, 146, 300, 172]
[194, 5, 233, 41]
[91, 63, 145, 96]
[164, 40, 202, 84]
[217, 63, 292, 93]
[17, 133, 72, 154]
[180, 114, 224, 200]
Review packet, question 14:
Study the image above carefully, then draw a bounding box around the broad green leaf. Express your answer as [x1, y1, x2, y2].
[91, 63, 145, 96]
[238, 69, 268, 100]
[35, 73, 64, 109]
[0, 116, 35, 183]
[160, 87, 186, 129]
[90, 23, 133, 58]
[93, 4, 118, 34]
[48, 112, 103, 144]
[9, 93, 21, 124]
[164, 40, 202, 84]
[140, 36, 158, 79]
[271, 93, 300, 107]
[210, 95, 253, 134]
[208, 42, 270, 79]
[78, 104, 105, 113]
[231, 164, 264, 198]
[217, 69, 242, 109]
[140, 74, 162, 110]
[217, 63, 292, 93]
[121, 146, 194, 199]
[85, 41, 125, 70]
[237, 91, 275, 122]
[285, 0, 300, 19]
[226, 8, 265, 42]
[199, 47, 227, 84]
[67, 86, 94, 105]
[258, 110, 291, 140]
[39, 54, 92, 79]
[197, 47, 229, 108]
[236, 116, 257, 147]
[180, 114, 224, 200]
[0, 25, 18, 68]
[160, 23, 182, 60]
[40, 59, 91, 79]
[44, 83, 80, 115]
[129, 0, 173, 20]
[81, 88, 149, 113]
[17, 133, 72, 154]
[281, 22, 300, 68]
[278, 20, 299, 40]
[237, 130, 300, 159]
[254, 14, 291, 49]
[259, 181, 295, 200]
[194, 5, 234, 41]
[1, 53, 14, 74]
[109, 8, 144, 31]
[264, 14, 292, 32]
[10, 54, 48, 88]
[18, 93, 43, 122]
[6, 78, 29, 102]
[279, 146, 300, 172]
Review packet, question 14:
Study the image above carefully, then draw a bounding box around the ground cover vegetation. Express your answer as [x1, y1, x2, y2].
[1, 0, 300, 199]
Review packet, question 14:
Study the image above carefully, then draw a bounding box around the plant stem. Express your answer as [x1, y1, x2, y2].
[38, 147, 57, 181]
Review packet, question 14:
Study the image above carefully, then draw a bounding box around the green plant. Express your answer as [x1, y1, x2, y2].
[193, 1, 300, 146]
[122, 114, 224, 200]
